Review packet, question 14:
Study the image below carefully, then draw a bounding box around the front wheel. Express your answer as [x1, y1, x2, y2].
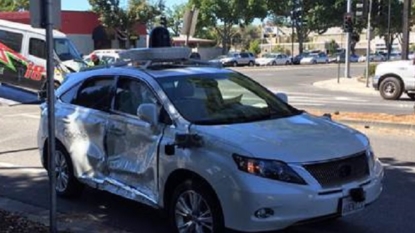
[379, 77, 403, 100]
[169, 179, 224, 233]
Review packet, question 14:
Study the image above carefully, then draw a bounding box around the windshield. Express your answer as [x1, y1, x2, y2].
[156, 72, 302, 125]
[263, 53, 276, 58]
[54, 38, 82, 61]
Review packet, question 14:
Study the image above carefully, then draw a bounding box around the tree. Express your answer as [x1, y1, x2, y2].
[89, 0, 161, 48]
[165, 3, 187, 36]
[268, 0, 344, 54]
[249, 39, 261, 55]
[189, 0, 268, 54]
[0, 0, 29, 11]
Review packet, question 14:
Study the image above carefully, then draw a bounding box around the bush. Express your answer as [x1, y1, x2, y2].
[363, 64, 377, 77]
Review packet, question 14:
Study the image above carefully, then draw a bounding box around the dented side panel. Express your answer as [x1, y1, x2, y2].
[55, 104, 109, 178]
[105, 113, 162, 203]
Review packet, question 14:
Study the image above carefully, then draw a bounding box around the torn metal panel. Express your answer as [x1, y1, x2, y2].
[105, 113, 161, 203]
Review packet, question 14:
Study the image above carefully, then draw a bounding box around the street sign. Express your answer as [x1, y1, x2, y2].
[30, 0, 61, 29]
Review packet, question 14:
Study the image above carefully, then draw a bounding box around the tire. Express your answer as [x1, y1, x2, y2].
[169, 179, 224, 233]
[52, 144, 84, 198]
[232, 61, 238, 67]
[272, 61, 277, 66]
[285, 61, 290, 65]
[407, 93, 415, 100]
[248, 61, 254, 66]
[379, 77, 403, 100]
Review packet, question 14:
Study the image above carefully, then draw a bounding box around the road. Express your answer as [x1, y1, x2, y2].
[234, 63, 414, 114]
[1, 63, 414, 114]
[0, 104, 414, 233]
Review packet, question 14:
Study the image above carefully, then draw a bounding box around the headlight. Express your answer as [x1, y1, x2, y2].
[232, 154, 307, 185]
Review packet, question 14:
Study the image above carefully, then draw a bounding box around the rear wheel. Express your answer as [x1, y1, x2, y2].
[169, 179, 224, 233]
[248, 61, 254, 66]
[51, 144, 84, 198]
[232, 61, 238, 67]
[379, 77, 403, 100]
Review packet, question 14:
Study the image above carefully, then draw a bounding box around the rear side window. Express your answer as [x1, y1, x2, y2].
[0, 29, 23, 52]
[29, 38, 47, 59]
[72, 77, 115, 111]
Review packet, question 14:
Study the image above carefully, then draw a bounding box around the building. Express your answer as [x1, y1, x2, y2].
[0, 11, 148, 55]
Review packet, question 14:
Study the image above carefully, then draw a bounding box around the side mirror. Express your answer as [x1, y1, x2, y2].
[137, 103, 158, 125]
[276, 92, 288, 103]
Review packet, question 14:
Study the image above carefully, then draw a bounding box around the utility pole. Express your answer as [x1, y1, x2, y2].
[386, 0, 391, 60]
[366, 0, 373, 87]
[345, 0, 352, 78]
[402, 0, 412, 60]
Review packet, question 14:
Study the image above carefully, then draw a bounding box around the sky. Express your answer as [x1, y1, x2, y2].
[62, 0, 187, 11]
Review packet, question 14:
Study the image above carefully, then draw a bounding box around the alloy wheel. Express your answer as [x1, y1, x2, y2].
[175, 190, 213, 233]
[55, 150, 69, 192]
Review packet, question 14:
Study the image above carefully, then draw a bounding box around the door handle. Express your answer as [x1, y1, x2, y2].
[108, 127, 125, 136]
[62, 118, 71, 124]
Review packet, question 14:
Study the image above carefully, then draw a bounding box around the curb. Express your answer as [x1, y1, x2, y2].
[0, 195, 131, 233]
[338, 119, 415, 133]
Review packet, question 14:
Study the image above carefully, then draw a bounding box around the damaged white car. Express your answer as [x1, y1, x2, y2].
[38, 47, 384, 233]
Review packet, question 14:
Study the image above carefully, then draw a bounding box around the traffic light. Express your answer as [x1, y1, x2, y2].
[355, 0, 368, 19]
[160, 16, 167, 28]
[343, 14, 353, 33]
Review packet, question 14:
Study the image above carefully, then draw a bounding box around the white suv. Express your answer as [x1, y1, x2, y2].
[373, 60, 415, 100]
[38, 47, 384, 233]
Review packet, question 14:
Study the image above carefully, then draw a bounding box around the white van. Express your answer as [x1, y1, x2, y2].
[0, 19, 86, 92]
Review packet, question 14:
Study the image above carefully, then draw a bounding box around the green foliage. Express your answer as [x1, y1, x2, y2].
[165, 3, 187, 36]
[0, 0, 29, 11]
[365, 64, 377, 77]
[249, 39, 261, 55]
[189, 0, 268, 54]
[271, 45, 285, 53]
[326, 39, 339, 55]
[88, 0, 161, 35]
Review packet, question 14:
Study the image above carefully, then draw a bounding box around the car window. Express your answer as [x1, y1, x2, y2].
[60, 82, 82, 103]
[72, 77, 115, 111]
[29, 38, 47, 59]
[113, 76, 158, 115]
[156, 73, 301, 125]
[0, 29, 23, 52]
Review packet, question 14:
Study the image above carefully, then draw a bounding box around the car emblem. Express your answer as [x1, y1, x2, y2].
[339, 164, 352, 178]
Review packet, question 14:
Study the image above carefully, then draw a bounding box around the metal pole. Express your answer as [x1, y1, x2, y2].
[345, 0, 352, 78]
[387, 0, 391, 60]
[45, 0, 57, 232]
[402, 0, 412, 60]
[366, 0, 373, 87]
[291, 0, 295, 57]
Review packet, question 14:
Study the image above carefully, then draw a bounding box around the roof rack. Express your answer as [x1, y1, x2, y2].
[79, 47, 222, 72]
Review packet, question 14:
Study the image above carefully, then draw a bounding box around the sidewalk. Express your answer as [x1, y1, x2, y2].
[313, 76, 378, 96]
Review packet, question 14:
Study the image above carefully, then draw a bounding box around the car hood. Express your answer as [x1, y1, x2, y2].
[194, 114, 368, 163]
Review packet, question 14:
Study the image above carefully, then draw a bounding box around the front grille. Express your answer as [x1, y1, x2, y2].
[303, 152, 369, 188]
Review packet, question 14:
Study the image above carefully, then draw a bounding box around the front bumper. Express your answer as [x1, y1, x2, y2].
[372, 75, 380, 90]
[219, 160, 384, 232]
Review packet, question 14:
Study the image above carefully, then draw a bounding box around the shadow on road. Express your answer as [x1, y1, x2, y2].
[0, 157, 413, 233]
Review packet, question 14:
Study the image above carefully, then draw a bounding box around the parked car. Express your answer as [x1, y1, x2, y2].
[255, 53, 291, 66]
[337, 53, 360, 63]
[208, 52, 255, 67]
[83, 49, 127, 65]
[291, 52, 309, 64]
[358, 53, 386, 62]
[300, 52, 329, 64]
[38, 46, 384, 233]
[373, 60, 415, 100]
